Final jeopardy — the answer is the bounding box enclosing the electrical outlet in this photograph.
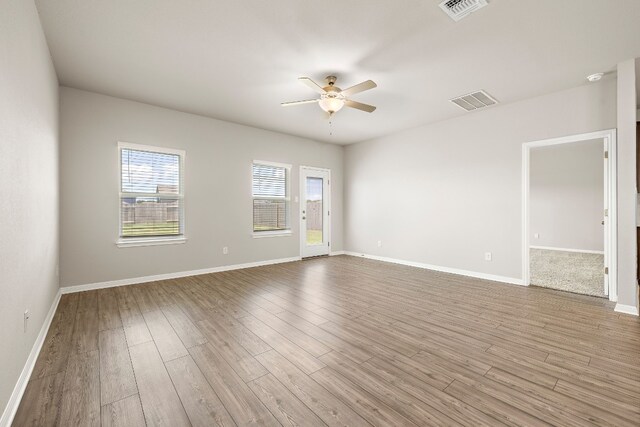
[534,233,539,239]
[484,252,492,261]
[222,246,229,255]
[24,310,30,332]
[377,240,382,247]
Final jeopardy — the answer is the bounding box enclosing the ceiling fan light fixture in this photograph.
[318,96,345,114]
[283,75,376,116]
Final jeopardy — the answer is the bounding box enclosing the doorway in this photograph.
[522,129,617,301]
[300,166,331,258]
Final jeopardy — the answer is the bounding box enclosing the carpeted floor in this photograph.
[530,248,606,298]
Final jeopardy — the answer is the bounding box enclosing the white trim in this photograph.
[522,129,618,302]
[0,289,62,427]
[59,256,301,294]
[252,230,292,238]
[117,236,187,248]
[614,303,639,316]
[344,252,524,286]
[118,141,185,157]
[523,130,617,148]
[253,159,292,170]
[330,250,345,256]
[300,164,331,172]
[529,246,604,255]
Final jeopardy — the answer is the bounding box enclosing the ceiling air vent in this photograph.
[450,90,498,112]
[439,0,488,22]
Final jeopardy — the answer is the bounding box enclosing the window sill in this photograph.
[252,230,292,239]
[116,236,187,248]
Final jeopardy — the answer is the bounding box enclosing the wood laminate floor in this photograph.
[13,255,640,426]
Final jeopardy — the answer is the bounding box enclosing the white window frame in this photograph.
[117,141,186,248]
[252,160,292,238]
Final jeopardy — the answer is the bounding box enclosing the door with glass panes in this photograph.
[300,167,330,258]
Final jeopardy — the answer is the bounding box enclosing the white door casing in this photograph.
[522,129,617,302]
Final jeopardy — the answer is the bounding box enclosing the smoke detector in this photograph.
[450,90,498,112]
[439,0,488,22]
[587,73,604,82]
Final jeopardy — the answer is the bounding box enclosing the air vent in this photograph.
[450,90,498,112]
[439,0,488,22]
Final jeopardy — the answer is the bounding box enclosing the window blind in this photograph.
[252,164,287,198]
[252,162,290,232]
[120,147,183,238]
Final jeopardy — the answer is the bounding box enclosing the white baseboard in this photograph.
[614,303,639,316]
[529,245,604,255]
[0,289,62,427]
[60,256,302,294]
[330,250,345,256]
[344,252,524,286]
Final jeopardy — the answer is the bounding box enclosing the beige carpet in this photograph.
[530,248,606,298]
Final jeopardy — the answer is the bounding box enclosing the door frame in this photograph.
[521,129,618,301]
[299,166,331,258]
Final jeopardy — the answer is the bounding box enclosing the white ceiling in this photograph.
[35,0,640,144]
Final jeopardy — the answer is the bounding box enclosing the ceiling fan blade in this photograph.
[298,77,326,94]
[345,100,376,113]
[281,99,320,107]
[341,80,377,97]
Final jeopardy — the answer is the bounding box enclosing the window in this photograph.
[118,142,185,246]
[252,161,291,236]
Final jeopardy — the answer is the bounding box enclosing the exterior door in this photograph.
[300,167,330,258]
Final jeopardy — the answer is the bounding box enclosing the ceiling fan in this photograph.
[282,76,377,116]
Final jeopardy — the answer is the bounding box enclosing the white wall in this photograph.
[345,79,616,281]
[59,87,344,287]
[0,0,60,419]
[616,59,638,312]
[530,140,604,252]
